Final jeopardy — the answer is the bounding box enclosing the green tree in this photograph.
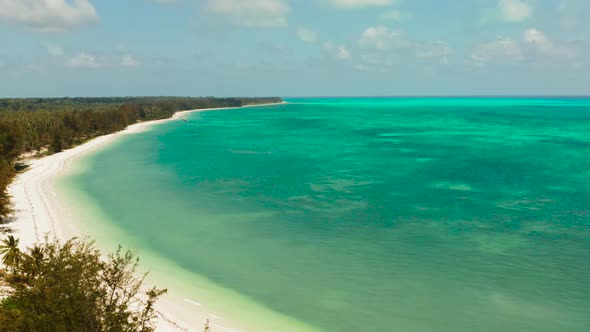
[0,160,14,221]
[0,235,20,272]
[0,122,22,161]
[0,237,167,332]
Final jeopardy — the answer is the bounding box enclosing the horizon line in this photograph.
[1,95,590,100]
[283,95,590,99]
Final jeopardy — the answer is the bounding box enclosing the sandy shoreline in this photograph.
[5,102,285,332]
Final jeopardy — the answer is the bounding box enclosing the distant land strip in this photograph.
[0,96,283,225]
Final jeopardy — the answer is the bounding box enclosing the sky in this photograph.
[0,0,589,97]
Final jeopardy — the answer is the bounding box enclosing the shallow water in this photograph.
[62,98,590,331]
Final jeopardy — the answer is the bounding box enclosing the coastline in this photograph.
[5,102,288,332]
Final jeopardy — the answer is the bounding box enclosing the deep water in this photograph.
[64,98,590,331]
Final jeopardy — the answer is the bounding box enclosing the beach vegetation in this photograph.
[0,236,166,332]
[0,236,20,272]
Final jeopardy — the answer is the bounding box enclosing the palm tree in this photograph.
[29,245,44,265]
[0,235,21,272]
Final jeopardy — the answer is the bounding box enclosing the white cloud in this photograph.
[471,29,581,68]
[297,27,318,43]
[524,29,551,49]
[67,52,101,69]
[470,37,524,65]
[358,25,410,51]
[498,0,532,22]
[121,55,140,67]
[327,0,394,9]
[356,25,453,66]
[207,0,289,27]
[46,44,64,57]
[416,41,453,63]
[65,52,143,69]
[324,42,352,60]
[379,10,412,22]
[524,28,577,61]
[0,0,98,32]
[355,52,394,72]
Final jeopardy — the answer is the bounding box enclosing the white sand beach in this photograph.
[4,103,285,332]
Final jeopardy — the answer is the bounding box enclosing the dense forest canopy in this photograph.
[0,96,282,224]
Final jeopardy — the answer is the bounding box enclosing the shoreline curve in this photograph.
[5,102,288,332]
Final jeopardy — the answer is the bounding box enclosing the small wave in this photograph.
[184,298,202,306]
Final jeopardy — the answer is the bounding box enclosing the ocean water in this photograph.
[60,98,590,331]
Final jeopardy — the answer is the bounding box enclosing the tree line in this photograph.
[0,97,282,224]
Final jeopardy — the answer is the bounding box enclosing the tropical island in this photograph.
[1,0,589,330]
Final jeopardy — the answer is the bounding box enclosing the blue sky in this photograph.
[0,0,589,97]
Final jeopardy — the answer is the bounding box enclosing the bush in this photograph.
[0,237,166,332]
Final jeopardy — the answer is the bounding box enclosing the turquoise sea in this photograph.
[59,98,590,331]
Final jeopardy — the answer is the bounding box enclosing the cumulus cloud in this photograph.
[471,29,581,67]
[66,52,144,69]
[470,37,524,65]
[356,26,454,69]
[64,51,144,69]
[0,0,98,32]
[498,0,532,22]
[297,27,318,43]
[327,0,394,9]
[324,42,352,60]
[358,25,410,51]
[524,28,577,61]
[121,55,140,67]
[354,52,394,72]
[207,0,289,27]
[67,52,101,69]
[524,29,551,48]
[415,41,453,63]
